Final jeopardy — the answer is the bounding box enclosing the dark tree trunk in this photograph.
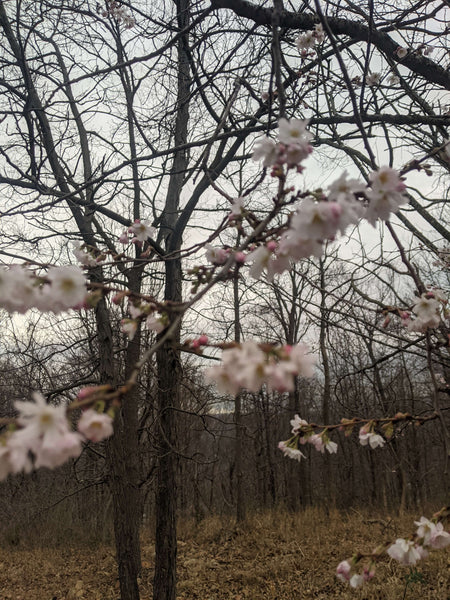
[154,259,182,600]
[153,1,190,597]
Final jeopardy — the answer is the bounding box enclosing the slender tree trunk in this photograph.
[233,270,246,523]
[154,258,182,600]
[153,1,190,597]
[106,268,143,600]
[319,258,333,507]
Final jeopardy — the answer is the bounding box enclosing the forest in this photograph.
[0,0,448,599]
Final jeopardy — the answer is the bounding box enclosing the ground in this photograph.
[0,508,448,599]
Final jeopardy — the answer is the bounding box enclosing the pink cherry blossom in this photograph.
[205,245,229,265]
[336,560,351,582]
[429,523,450,549]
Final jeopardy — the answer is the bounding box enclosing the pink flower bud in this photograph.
[235,251,246,264]
[198,335,209,345]
[266,241,277,252]
[77,386,97,400]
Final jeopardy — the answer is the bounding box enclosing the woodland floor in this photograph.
[0,508,448,600]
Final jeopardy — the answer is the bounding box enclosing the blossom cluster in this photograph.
[212,119,409,281]
[296,24,325,55]
[278,414,337,462]
[205,341,316,396]
[0,264,87,314]
[405,289,448,332]
[337,515,450,588]
[120,299,168,340]
[279,417,387,463]
[252,117,313,174]
[0,392,113,480]
[97,1,136,28]
[73,242,106,268]
[239,164,406,280]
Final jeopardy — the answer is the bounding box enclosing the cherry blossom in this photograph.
[45,265,88,312]
[296,31,315,50]
[121,318,138,340]
[278,441,306,462]
[428,523,450,549]
[73,243,99,267]
[252,137,278,167]
[290,414,309,434]
[349,574,364,588]
[146,312,167,334]
[387,539,422,565]
[206,341,316,396]
[365,73,380,87]
[336,560,352,582]
[128,219,156,242]
[388,73,400,85]
[314,24,325,43]
[0,266,37,313]
[78,409,114,443]
[278,118,313,148]
[359,426,385,449]
[415,516,436,544]
[205,244,229,265]
[396,47,408,59]
[230,197,245,217]
[0,434,32,480]
[407,292,443,331]
[246,245,274,280]
[365,166,408,225]
[14,392,82,470]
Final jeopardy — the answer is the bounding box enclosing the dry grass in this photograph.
[0,507,448,599]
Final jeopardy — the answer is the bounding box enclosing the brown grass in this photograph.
[0,507,448,599]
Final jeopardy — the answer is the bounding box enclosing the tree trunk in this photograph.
[233,270,246,523]
[153,1,190,596]
[154,259,182,600]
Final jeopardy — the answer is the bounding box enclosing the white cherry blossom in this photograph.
[78,409,114,443]
[45,265,87,311]
[128,219,155,242]
[252,137,277,167]
[278,441,306,462]
[387,539,422,565]
[278,118,312,146]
